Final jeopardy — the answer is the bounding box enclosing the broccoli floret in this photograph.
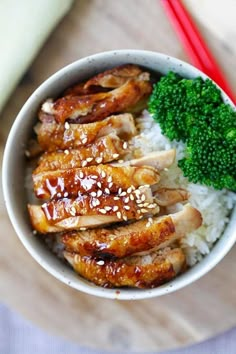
[148,72,236,191]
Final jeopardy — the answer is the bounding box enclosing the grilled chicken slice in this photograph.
[34,134,128,173]
[40,76,152,124]
[64,64,143,95]
[28,187,160,233]
[130,150,176,171]
[33,165,160,199]
[28,205,120,233]
[39,187,158,222]
[64,248,186,288]
[62,204,202,258]
[154,188,189,206]
[112,150,176,171]
[36,113,136,151]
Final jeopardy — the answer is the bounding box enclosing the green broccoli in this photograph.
[148,71,236,191]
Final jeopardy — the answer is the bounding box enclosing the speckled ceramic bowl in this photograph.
[2,50,236,299]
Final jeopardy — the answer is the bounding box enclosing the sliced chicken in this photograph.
[64,64,143,95]
[33,165,160,199]
[36,113,136,151]
[34,134,128,173]
[28,204,121,233]
[154,188,189,206]
[130,150,176,170]
[37,186,158,222]
[112,150,176,171]
[40,76,152,124]
[62,204,202,258]
[64,248,186,288]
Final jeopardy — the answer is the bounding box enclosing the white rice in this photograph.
[132,110,236,265]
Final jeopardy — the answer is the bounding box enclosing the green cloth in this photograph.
[0,0,73,112]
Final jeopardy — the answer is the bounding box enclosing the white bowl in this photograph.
[2,50,236,300]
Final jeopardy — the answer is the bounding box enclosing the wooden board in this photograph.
[0,0,235,352]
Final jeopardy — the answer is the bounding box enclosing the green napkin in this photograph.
[0,0,73,112]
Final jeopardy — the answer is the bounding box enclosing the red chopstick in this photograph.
[160,0,235,104]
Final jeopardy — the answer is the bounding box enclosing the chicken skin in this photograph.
[64,248,186,288]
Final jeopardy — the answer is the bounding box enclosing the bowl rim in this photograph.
[2,49,236,300]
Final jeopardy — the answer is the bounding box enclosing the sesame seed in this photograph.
[141,208,148,213]
[57,192,62,197]
[91,200,97,207]
[113,206,119,211]
[123,215,128,221]
[143,202,150,207]
[99,209,107,214]
[97,260,105,265]
[82,137,88,144]
[134,190,141,195]
[113,153,119,159]
[141,194,146,201]
[114,196,120,200]
[127,187,132,194]
[118,159,124,163]
[97,190,102,197]
[64,149,69,155]
[120,191,127,197]
[82,160,87,167]
[32,230,37,235]
[130,194,134,200]
[124,205,130,210]
[96,157,103,163]
[105,206,112,211]
[25,150,30,157]
[136,199,142,204]
[143,184,150,188]
[91,175,98,179]
[108,182,113,188]
[64,192,69,197]
[70,207,76,216]
[116,211,122,219]
[146,222,151,228]
[86,157,93,162]
[64,122,70,130]
[164,168,169,171]
[124,197,130,203]
[118,188,122,195]
[123,142,128,149]
[95,199,100,206]
[91,192,97,197]
[148,203,156,209]
[105,188,110,194]
[79,171,84,178]
[80,227,87,231]
[107,176,112,183]
[148,217,153,224]
[97,182,102,188]
[101,171,106,178]
[138,203,144,207]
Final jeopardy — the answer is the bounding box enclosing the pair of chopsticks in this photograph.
[160,0,235,104]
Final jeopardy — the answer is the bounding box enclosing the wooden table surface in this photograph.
[0,1,235,352]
